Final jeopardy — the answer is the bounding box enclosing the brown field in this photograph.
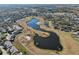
[14,16,79,55]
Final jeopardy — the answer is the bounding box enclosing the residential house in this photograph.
[4,41,12,49]
[9,46,19,55]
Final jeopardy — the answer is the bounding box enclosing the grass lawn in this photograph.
[14,40,27,55]
[71,34,79,42]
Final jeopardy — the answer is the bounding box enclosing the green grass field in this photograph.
[14,40,27,55]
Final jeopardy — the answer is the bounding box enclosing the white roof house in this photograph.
[6,33,11,40]
[73,32,79,35]
[36,22,41,25]
[4,41,12,48]
[0,46,8,55]
[7,26,13,31]
[72,32,79,38]
[6,33,14,41]
[25,36,31,41]
[0,27,6,33]
[9,46,18,55]
[13,25,22,30]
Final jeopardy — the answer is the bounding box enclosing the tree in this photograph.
[0,49,2,55]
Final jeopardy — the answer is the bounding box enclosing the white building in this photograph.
[4,41,12,49]
[25,35,32,41]
[6,33,14,41]
[9,46,18,55]
[13,25,22,31]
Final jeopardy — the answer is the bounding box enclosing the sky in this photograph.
[0,0,79,4]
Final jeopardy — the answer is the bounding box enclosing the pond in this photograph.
[27,18,40,30]
[33,30,63,51]
[27,18,49,30]
[27,18,63,51]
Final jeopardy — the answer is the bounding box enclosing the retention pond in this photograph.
[27,18,63,51]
